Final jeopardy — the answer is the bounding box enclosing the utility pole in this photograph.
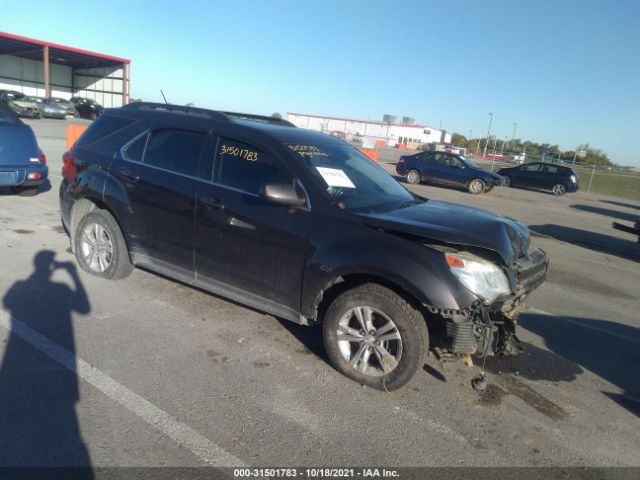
[483,112,493,158]
[511,122,517,151]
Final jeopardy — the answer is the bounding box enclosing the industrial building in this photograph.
[287,112,452,147]
[0,31,130,107]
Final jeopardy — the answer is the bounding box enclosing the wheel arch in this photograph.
[307,268,432,325]
[70,197,129,258]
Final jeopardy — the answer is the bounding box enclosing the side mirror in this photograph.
[259,182,306,207]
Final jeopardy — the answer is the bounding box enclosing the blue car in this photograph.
[0,101,48,196]
[396,150,503,194]
[497,162,579,196]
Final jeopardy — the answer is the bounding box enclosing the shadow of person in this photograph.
[0,250,93,475]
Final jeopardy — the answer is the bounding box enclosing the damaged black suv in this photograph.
[59,103,548,390]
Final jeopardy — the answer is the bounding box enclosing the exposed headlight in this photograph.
[570,175,577,183]
[445,252,511,303]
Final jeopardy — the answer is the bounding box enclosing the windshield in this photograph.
[459,155,479,168]
[287,142,420,213]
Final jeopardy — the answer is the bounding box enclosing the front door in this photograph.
[194,135,311,315]
[513,163,541,188]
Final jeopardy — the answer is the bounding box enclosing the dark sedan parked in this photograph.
[70,97,103,119]
[0,101,48,196]
[396,150,503,194]
[497,162,579,196]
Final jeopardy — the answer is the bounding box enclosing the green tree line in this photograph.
[451,134,612,166]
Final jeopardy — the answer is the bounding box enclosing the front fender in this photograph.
[300,219,477,317]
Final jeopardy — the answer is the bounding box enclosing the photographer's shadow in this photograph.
[0,250,93,473]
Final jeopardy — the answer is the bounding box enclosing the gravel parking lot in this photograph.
[0,119,639,468]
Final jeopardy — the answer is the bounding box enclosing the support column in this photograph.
[122,62,130,105]
[43,45,50,97]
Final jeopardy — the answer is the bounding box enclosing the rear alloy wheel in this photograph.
[552,183,567,196]
[74,210,133,279]
[405,169,421,184]
[468,178,485,194]
[323,283,428,391]
[503,175,512,187]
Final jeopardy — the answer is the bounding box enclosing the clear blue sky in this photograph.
[1,0,639,165]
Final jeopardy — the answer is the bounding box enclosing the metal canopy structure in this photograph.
[0,31,130,106]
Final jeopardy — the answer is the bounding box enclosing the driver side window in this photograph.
[214,138,289,195]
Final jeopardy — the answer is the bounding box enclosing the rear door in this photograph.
[420,152,451,185]
[539,164,562,189]
[110,127,208,281]
[194,134,311,314]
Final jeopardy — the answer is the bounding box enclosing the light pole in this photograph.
[483,112,493,158]
[510,122,518,151]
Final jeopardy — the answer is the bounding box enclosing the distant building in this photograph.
[0,31,130,107]
[287,112,452,147]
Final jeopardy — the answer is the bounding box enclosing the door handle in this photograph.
[201,197,224,210]
[229,217,255,230]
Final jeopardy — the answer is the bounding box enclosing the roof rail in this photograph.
[123,102,229,121]
[222,111,296,127]
[122,102,296,128]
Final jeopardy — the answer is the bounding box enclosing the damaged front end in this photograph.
[428,247,548,364]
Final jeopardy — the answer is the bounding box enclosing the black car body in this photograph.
[396,150,503,194]
[0,90,40,118]
[0,101,48,195]
[497,162,579,195]
[49,97,77,116]
[28,97,68,119]
[59,103,548,390]
[70,97,103,119]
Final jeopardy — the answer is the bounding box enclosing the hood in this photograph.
[12,100,38,109]
[364,199,529,265]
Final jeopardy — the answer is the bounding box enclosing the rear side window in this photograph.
[123,133,147,162]
[542,164,559,174]
[75,115,136,147]
[143,129,206,177]
[214,138,289,194]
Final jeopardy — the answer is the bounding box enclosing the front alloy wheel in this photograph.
[323,283,428,391]
[468,178,485,194]
[336,306,403,377]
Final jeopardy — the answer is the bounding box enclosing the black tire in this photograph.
[405,169,421,184]
[467,178,485,194]
[551,183,567,196]
[11,186,39,197]
[503,175,512,187]
[323,283,429,391]
[74,210,133,280]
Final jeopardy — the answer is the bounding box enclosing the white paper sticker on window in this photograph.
[315,167,355,188]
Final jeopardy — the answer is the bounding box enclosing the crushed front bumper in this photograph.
[438,248,548,357]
